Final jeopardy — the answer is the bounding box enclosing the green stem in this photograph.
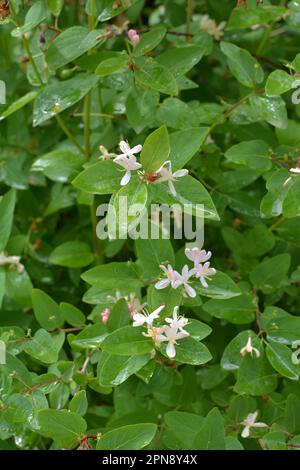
[55,114,84,154]
[84,93,91,160]
[186,0,193,42]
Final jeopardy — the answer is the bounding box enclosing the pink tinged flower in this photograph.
[185,247,212,267]
[101,308,110,324]
[155,264,180,290]
[165,306,189,331]
[240,335,260,358]
[241,411,267,438]
[113,140,142,186]
[132,304,165,327]
[127,29,140,45]
[174,264,197,298]
[195,261,216,288]
[118,140,142,158]
[159,325,190,358]
[155,160,188,197]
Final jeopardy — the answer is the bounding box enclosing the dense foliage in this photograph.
[1,0,300,451]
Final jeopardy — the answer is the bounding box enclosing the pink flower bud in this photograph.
[101,308,110,324]
[128,29,140,46]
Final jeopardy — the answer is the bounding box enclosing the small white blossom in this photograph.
[155,160,188,197]
[165,306,189,331]
[132,305,165,327]
[290,167,300,174]
[159,325,189,358]
[142,326,167,347]
[155,264,180,290]
[199,14,226,41]
[241,411,267,438]
[185,247,212,267]
[0,252,24,273]
[240,335,260,358]
[194,262,216,288]
[174,265,197,298]
[113,140,142,185]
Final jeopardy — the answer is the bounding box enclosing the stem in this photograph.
[84,93,91,160]
[55,114,84,154]
[186,0,193,42]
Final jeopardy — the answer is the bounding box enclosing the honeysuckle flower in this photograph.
[118,140,142,159]
[185,247,212,267]
[143,325,167,347]
[194,262,216,288]
[155,160,188,197]
[101,308,110,324]
[113,140,143,185]
[199,14,226,41]
[240,335,260,358]
[165,306,189,331]
[290,167,300,174]
[241,411,267,438]
[0,252,24,273]
[127,293,146,317]
[127,29,140,45]
[155,264,180,290]
[99,145,116,160]
[174,265,197,298]
[159,325,190,358]
[132,304,165,327]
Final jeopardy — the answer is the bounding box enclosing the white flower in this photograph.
[185,247,212,267]
[241,411,267,438]
[155,160,188,197]
[165,306,189,331]
[113,140,142,186]
[290,167,300,174]
[143,326,167,347]
[240,335,260,358]
[194,262,216,288]
[199,14,226,41]
[155,264,180,290]
[132,305,165,327]
[159,325,189,358]
[174,265,197,298]
[0,252,24,273]
[99,145,116,160]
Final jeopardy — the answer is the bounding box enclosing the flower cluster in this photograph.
[0,252,24,273]
[111,140,188,196]
[132,305,189,358]
[155,247,216,298]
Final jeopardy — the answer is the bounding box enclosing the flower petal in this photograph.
[155,279,170,289]
[173,169,188,178]
[121,170,131,186]
[166,341,176,358]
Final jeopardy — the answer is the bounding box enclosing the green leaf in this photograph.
[203,293,255,324]
[170,128,209,170]
[266,340,300,380]
[160,337,212,365]
[107,298,130,333]
[72,159,122,195]
[234,352,278,396]
[97,0,140,22]
[24,329,65,364]
[0,91,38,120]
[196,271,241,300]
[192,408,226,450]
[220,41,264,88]
[101,326,153,356]
[250,254,291,294]
[38,409,87,448]
[107,182,148,238]
[224,140,271,172]
[32,288,64,330]
[283,178,300,218]
[221,330,261,371]
[32,148,82,183]
[95,54,129,76]
[49,241,94,268]
[69,390,88,416]
[97,351,151,386]
[46,27,102,71]
[33,74,99,126]
[47,0,64,16]
[11,0,47,37]
[135,237,175,279]
[265,70,295,96]
[140,125,170,172]
[261,306,300,344]
[134,27,166,57]
[81,262,141,289]
[285,394,300,434]
[96,423,157,450]
[248,95,287,129]
[70,323,107,349]
[135,62,178,96]
[156,46,207,78]
[60,302,86,327]
[0,189,16,251]
[227,5,285,29]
